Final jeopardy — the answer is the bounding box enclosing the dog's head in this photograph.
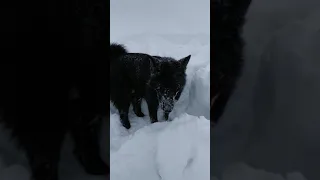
[148,55,191,117]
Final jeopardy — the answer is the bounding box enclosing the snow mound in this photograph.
[110,114,210,180]
[187,64,210,119]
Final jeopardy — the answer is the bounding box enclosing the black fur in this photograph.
[110,43,191,129]
[0,64,109,180]
[212,0,252,124]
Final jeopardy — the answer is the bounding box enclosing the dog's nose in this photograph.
[162,103,173,112]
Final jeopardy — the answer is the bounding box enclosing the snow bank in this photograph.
[110,114,210,180]
[187,63,210,119]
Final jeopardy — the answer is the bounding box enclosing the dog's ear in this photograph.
[179,55,191,70]
[149,56,160,73]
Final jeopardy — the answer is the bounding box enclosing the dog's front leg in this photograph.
[146,88,159,123]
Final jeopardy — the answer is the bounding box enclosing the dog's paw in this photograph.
[121,120,131,129]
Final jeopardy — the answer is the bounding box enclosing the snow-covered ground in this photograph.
[212,0,320,180]
[110,0,210,180]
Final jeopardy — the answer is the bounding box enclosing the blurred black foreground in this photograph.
[0,0,109,179]
[212,0,252,125]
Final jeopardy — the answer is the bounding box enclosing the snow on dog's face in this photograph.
[149,55,191,119]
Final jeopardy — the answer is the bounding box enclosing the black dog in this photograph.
[0,64,108,180]
[110,43,191,129]
[212,0,252,124]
